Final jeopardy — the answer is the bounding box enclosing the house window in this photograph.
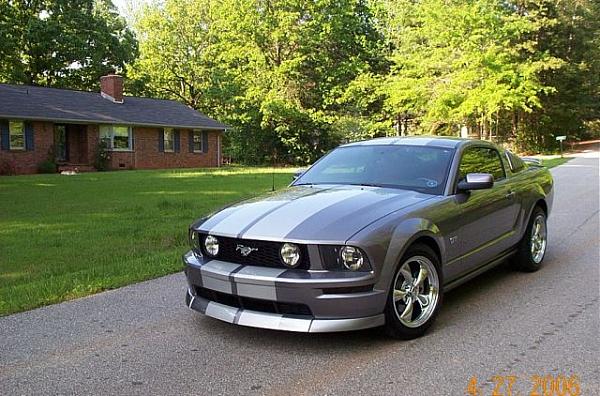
[99,125,132,151]
[164,128,175,152]
[192,130,203,152]
[9,121,25,150]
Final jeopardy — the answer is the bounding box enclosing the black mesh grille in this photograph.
[194,286,312,316]
[199,233,310,270]
[319,245,343,270]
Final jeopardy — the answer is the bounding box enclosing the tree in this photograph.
[0,0,137,90]
[128,0,598,157]
[369,1,562,143]
[518,0,600,149]
[131,0,385,164]
[349,0,599,152]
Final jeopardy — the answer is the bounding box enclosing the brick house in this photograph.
[0,75,226,175]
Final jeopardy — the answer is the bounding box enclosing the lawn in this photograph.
[0,167,293,316]
[540,156,571,168]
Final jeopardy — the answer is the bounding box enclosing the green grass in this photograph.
[540,156,571,168]
[0,167,293,316]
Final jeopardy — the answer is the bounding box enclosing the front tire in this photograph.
[384,244,443,339]
[513,206,548,272]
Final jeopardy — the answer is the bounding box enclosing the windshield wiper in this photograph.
[348,183,382,188]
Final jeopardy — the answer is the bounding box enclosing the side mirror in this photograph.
[293,168,306,181]
[457,173,494,191]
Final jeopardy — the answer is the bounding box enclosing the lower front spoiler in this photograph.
[186,288,385,333]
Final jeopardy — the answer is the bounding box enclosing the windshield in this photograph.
[295,145,455,195]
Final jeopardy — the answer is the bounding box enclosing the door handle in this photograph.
[505,190,515,199]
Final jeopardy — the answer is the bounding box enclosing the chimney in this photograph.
[100,74,124,103]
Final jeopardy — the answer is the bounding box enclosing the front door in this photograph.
[453,146,520,277]
[54,125,68,162]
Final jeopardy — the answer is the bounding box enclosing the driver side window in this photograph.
[458,147,505,182]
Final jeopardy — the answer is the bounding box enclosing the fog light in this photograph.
[204,235,219,256]
[341,246,364,271]
[280,243,301,268]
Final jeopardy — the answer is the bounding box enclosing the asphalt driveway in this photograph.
[1,149,598,395]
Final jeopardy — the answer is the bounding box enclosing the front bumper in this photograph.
[183,251,386,332]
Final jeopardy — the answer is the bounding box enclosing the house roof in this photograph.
[0,83,227,130]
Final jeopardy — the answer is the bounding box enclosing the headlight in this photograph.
[280,243,301,268]
[204,235,219,257]
[340,246,364,271]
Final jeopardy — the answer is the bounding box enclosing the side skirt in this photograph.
[443,248,517,292]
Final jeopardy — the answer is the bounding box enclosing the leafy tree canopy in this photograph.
[0,0,138,90]
[130,0,386,164]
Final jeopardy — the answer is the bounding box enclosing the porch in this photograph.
[53,124,98,172]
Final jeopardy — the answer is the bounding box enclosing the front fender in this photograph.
[347,216,445,293]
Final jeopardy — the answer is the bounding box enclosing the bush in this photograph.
[94,140,111,171]
[38,160,57,174]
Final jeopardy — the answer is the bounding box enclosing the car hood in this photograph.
[195,185,434,243]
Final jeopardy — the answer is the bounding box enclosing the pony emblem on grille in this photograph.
[236,244,258,256]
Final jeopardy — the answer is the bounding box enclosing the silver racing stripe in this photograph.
[200,261,242,294]
[206,200,289,237]
[240,187,365,239]
[232,266,287,300]
[199,186,323,236]
[205,302,239,323]
[236,311,311,332]
[196,205,242,233]
[233,187,329,238]
[284,190,430,240]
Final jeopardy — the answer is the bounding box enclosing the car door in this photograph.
[452,146,520,277]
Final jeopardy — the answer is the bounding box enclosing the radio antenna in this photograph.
[271,151,276,192]
[272,171,275,192]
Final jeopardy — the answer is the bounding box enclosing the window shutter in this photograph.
[25,122,34,151]
[130,129,134,151]
[202,131,209,153]
[158,129,164,152]
[188,131,194,152]
[174,130,181,152]
[0,120,8,150]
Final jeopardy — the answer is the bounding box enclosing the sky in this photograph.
[112,0,153,23]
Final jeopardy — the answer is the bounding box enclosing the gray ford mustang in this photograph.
[184,137,553,338]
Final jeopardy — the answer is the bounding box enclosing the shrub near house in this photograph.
[0,75,226,175]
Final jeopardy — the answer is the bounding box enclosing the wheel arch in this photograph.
[375,221,446,294]
[521,197,549,237]
[409,235,442,263]
[535,198,548,217]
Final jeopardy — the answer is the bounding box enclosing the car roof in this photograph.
[341,136,483,149]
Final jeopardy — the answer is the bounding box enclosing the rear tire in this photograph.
[384,244,443,339]
[512,206,547,272]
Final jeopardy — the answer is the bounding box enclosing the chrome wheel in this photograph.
[530,214,547,264]
[392,256,440,328]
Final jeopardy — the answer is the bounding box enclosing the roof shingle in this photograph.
[0,84,227,130]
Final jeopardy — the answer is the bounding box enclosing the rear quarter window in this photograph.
[506,151,526,173]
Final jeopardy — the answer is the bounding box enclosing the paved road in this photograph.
[1,150,598,396]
